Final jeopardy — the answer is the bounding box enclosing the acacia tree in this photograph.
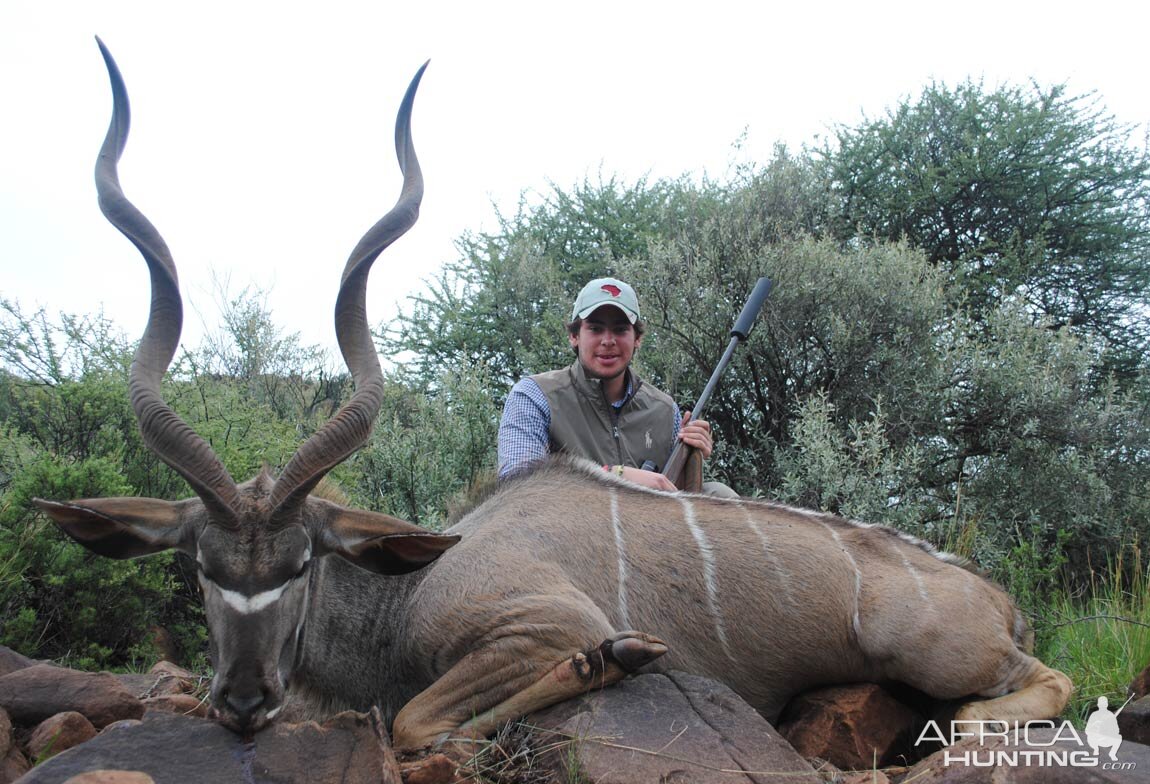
[380,174,734,390]
[824,81,1150,374]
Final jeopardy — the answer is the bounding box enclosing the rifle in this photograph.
[661,277,772,488]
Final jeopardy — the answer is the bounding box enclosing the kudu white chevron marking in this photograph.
[820,521,863,640]
[215,582,290,615]
[609,488,632,629]
[900,551,930,602]
[678,497,733,662]
[734,500,795,607]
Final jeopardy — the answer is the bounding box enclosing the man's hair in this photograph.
[566,316,646,339]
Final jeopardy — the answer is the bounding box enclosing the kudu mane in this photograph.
[502,455,983,575]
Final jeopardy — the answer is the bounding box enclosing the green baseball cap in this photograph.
[571,278,640,323]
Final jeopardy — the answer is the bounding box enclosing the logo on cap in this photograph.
[602,284,622,297]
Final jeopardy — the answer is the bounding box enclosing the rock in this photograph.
[841,772,890,784]
[0,746,29,784]
[903,726,1150,782]
[258,711,402,784]
[146,663,201,698]
[777,684,923,770]
[1118,695,1150,746]
[530,671,821,783]
[0,665,143,729]
[1131,663,1150,701]
[27,712,98,760]
[98,721,142,734]
[807,757,843,782]
[146,662,196,682]
[18,709,397,784]
[0,647,39,678]
[806,755,898,784]
[63,773,156,784]
[109,675,158,699]
[140,694,208,719]
[114,662,200,700]
[400,752,459,784]
[0,707,10,759]
[146,628,180,666]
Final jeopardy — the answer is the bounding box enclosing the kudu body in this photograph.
[35,43,1072,750]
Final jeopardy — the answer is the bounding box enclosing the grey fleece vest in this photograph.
[531,362,678,471]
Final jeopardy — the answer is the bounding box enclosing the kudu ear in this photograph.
[320,507,460,576]
[32,497,190,559]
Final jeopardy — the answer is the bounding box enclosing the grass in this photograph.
[938,515,1149,726]
[1034,545,1150,724]
[396,721,585,784]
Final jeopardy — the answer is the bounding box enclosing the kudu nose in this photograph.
[223,687,267,724]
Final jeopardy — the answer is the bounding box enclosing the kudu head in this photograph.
[33,40,459,734]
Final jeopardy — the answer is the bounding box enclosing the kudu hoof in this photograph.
[604,631,668,672]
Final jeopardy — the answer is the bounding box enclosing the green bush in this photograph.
[0,453,195,669]
[774,394,928,531]
[0,304,208,669]
[349,366,500,528]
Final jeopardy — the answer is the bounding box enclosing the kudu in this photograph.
[34,42,1072,750]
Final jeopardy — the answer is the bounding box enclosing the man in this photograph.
[498,277,719,492]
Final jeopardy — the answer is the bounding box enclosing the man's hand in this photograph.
[679,410,713,460]
[620,466,678,492]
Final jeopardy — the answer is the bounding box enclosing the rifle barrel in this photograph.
[661,277,771,481]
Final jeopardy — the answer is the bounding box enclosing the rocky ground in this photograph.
[2,645,1148,783]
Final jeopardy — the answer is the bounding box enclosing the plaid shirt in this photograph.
[497,375,681,479]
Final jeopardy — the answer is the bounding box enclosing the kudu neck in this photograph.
[291,554,429,717]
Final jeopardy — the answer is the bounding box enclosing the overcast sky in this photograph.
[2,1,1146,362]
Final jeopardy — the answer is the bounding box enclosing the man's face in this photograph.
[569,306,641,380]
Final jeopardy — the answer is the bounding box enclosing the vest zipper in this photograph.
[612,410,623,464]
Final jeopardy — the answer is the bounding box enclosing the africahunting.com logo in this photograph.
[914,695,1138,771]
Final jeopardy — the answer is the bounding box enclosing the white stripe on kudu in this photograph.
[900,551,930,602]
[216,582,290,615]
[820,522,863,640]
[735,500,795,607]
[609,488,632,629]
[678,497,733,662]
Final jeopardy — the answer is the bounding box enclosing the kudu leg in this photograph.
[391,630,666,750]
[457,631,667,739]
[955,657,1073,725]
